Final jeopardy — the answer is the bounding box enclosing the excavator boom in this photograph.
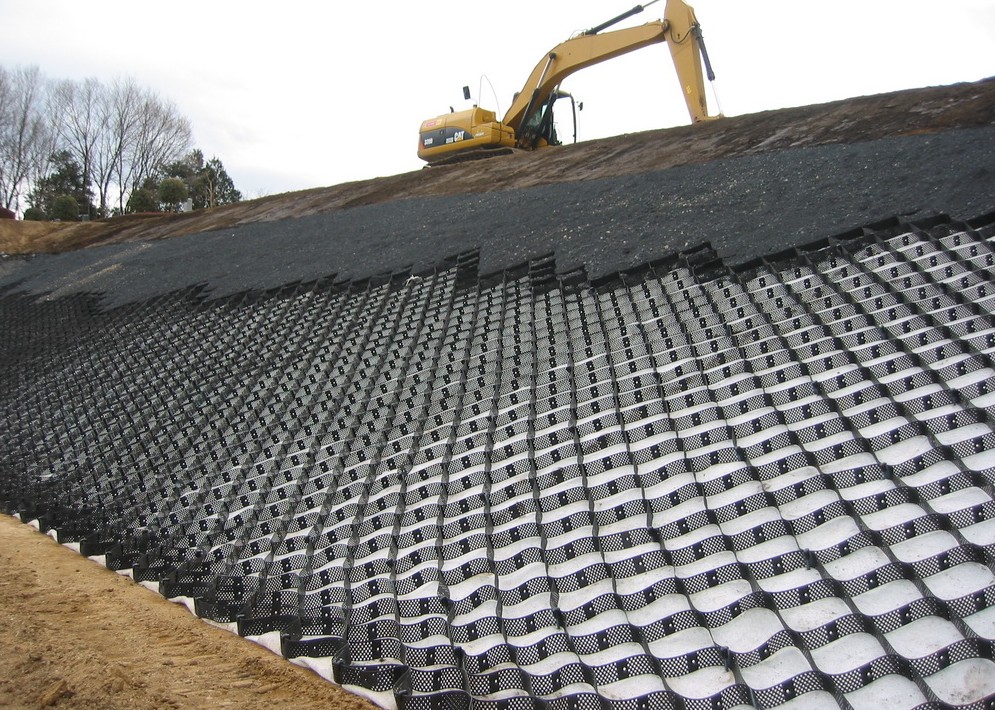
[417,0,718,164]
[504,0,712,133]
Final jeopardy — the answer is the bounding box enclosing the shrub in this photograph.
[127,188,159,214]
[51,194,79,222]
[158,178,189,211]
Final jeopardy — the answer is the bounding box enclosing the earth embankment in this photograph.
[1,78,992,256]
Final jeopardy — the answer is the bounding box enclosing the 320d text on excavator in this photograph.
[417,0,721,166]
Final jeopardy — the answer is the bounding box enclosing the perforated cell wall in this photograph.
[3,217,995,709]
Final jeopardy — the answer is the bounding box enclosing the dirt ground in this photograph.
[0,514,375,710]
[1,78,992,256]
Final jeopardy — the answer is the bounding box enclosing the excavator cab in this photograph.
[519,97,560,149]
[518,90,579,150]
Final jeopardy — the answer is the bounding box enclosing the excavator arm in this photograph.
[504,0,713,140]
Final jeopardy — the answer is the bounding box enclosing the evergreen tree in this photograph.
[164,150,240,209]
[51,194,79,221]
[26,150,93,218]
[126,186,158,213]
[157,177,188,212]
[201,157,241,208]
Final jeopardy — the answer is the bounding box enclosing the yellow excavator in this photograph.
[417,0,720,165]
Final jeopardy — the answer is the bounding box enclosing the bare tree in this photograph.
[48,79,191,216]
[48,77,105,216]
[126,91,192,200]
[0,66,51,212]
[4,68,201,216]
[92,78,141,216]
[0,67,11,205]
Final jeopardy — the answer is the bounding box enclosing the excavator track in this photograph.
[425,147,517,168]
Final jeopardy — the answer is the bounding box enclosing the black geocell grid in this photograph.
[2,217,995,709]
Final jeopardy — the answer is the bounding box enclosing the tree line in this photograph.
[0,65,240,221]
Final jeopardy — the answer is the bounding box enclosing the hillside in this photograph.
[1,78,993,255]
[1,78,995,710]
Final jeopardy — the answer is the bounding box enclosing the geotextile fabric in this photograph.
[3,215,995,708]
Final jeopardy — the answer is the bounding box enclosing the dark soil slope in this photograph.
[1,80,994,309]
[1,78,993,256]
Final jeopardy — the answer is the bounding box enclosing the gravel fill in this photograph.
[2,126,993,309]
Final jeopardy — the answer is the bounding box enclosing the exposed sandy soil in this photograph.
[1,78,993,255]
[0,514,375,710]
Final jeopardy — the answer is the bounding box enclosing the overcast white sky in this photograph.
[2,1,994,198]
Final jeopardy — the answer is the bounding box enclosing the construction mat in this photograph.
[2,215,995,709]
